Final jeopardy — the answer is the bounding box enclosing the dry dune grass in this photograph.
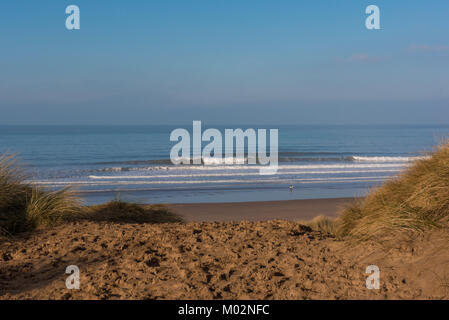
[0,155,80,235]
[0,154,82,236]
[298,215,337,236]
[25,187,82,229]
[81,200,184,224]
[337,140,449,243]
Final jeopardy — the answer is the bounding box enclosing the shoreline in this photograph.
[165,197,355,222]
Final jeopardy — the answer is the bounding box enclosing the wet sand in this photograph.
[166,198,354,222]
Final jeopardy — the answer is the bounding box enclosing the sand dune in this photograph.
[1,219,447,299]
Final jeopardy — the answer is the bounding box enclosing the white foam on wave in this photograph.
[171,156,251,165]
[97,155,422,173]
[32,175,390,187]
[352,156,427,162]
[88,168,400,180]
[154,163,407,171]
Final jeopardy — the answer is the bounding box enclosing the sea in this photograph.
[0,125,447,205]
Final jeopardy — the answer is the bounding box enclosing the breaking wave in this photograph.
[92,155,425,173]
[351,156,428,162]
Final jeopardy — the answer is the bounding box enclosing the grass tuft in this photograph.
[298,215,338,236]
[337,140,449,242]
[82,200,184,224]
[0,154,82,235]
[25,187,82,229]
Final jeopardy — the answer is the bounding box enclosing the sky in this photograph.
[0,0,448,125]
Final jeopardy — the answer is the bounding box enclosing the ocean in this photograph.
[0,125,447,205]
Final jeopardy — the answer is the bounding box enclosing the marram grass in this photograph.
[298,215,337,236]
[0,154,82,235]
[25,187,82,229]
[337,140,449,242]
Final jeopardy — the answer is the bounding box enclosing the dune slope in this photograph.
[1,220,448,300]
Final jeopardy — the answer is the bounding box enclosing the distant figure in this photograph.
[289,185,294,192]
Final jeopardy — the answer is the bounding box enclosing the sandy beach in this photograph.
[1,197,448,300]
[166,198,353,222]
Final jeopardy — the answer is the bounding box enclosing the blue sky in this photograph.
[0,0,448,125]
